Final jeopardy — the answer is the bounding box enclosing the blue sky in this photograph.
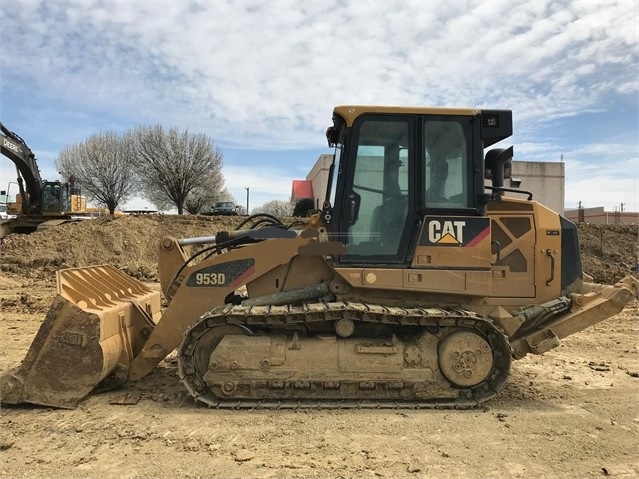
[1,0,637,212]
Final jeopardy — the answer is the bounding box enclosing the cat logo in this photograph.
[428,220,465,245]
[419,216,490,248]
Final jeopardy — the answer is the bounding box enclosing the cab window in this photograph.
[344,117,411,258]
[424,121,469,208]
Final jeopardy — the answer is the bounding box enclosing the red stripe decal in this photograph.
[465,226,490,247]
[229,265,256,289]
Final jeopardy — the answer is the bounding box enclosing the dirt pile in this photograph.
[577,223,638,284]
[0,215,250,282]
[0,216,636,285]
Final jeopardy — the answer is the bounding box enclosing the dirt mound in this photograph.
[578,223,638,284]
[0,215,251,282]
[0,216,636,285]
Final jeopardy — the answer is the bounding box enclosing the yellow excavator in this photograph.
[0,122,94,238]
[1,105,637,409]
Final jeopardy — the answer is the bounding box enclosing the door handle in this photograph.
[545,249,555,286]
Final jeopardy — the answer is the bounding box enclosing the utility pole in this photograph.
[245,187,249,215]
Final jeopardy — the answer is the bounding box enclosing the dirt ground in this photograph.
[0,216,637,479]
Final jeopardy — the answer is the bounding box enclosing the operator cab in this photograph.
[325,105,512,264]
[41,181,81,215]
[42,182,67,214]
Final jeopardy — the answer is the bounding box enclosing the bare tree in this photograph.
[56,132,137,214]
[215,188,236,204]
[253,199,294,217]
[184,187,211,215]
[138,183,174,212]
[213,188,240,211]
[134,125,224,214]
[184,171,226,214]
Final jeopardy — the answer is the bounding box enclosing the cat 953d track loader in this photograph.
[1,105,637,409]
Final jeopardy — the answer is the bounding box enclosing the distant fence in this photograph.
[565,208,638,225]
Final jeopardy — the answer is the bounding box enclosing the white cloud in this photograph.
[564,174,638,212]
[563,154,639,211]
[1,0,637,212]
[2,0,637,145]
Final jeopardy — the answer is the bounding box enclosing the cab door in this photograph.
[338,115,415,264]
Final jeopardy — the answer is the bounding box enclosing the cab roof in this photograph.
[333,105,481,127]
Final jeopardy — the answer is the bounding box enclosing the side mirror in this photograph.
[326,127,339,147]
[484,146,514,189]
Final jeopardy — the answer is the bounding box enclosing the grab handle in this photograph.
[545,249,555,286]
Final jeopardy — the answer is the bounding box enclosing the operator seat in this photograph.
[370,196,407,255]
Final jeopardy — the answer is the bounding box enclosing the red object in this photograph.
[292,180,314,200]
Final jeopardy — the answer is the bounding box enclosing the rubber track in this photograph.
[178,302,512,409]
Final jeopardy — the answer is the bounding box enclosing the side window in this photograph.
[42,183,62,213]
[352,144,385,243]
[346,119,410,257]
[424,121,469,208]
[60,185,70,212]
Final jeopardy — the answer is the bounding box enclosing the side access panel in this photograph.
[408,216,492,295]
[490,215,536,298]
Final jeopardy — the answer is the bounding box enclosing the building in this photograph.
[565,206,638,225]
[501,161,565,215]
[0,189,12,204]
[291,153,333,209]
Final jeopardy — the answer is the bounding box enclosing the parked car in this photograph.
[211,201,238,215]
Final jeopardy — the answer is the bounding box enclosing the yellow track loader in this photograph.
[1,106,637,409]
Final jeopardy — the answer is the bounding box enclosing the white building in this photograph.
[503,160,565,215]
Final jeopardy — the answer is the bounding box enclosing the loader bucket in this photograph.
[0,266,161,408]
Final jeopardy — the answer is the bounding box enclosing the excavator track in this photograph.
[177,302,512,409]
